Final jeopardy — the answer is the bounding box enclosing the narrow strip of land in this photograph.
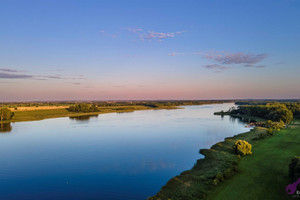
[7,105,177,123]
[1,101,230,123]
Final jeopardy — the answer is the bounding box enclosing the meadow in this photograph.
[206,121,300,200]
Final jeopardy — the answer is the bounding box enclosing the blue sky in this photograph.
[0,0,300,101]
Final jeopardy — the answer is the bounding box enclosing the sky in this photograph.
[0,0,300,101]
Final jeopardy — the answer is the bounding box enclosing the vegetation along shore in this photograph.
[149,101,300,200]
[0,100,230,123]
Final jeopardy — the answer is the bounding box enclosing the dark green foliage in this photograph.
[0,108,13,121]
[289,156,300,182]
[68,103,99,113]
[265,120,285,134]
[267,127,274,136]
[232,103,293,124]
[214,110,231,115]
[285,103,300,118]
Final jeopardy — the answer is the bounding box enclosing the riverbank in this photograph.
[149,120,300,200]
[2,101,232,123]
[5,105,178,123]
[206,122,300,200]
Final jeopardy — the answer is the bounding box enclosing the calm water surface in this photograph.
[0,103,250,200]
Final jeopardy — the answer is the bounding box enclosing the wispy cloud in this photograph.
[195,51,268,71]
[168,52,184,56]
[204,52,267,65]
[202,64,228,70]
[0,68,85,81]
[124,27,185,42]
[0,68,21,73]
[141,31,184,41]
[244,64,266,68]
[0,72,33,79]
[124,27,143,33]
[201,64,229,73]
[41,75,62,79]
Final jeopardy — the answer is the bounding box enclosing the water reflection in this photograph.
[0,103,251,200]
[230,115,256,123]
[0,122,12,133]
[69,115,98,121]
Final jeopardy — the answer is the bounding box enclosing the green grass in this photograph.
[205,125,300,200]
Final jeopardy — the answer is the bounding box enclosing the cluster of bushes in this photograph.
[231,103,293,124]
[213,164,239,186]
[289,156,300,182]
[68,103,99,113]
[265,120,285,135]
[0,108,14,121]
[285,103,300,118]
[232,140,252,156]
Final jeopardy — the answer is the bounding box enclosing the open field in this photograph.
[9,106,69,111]
[206,124,300,200]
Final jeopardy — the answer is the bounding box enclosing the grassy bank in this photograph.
[7,105,178,123]
[206,123,300,200]
[149,122,300,200]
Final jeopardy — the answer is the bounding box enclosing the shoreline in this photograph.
[149,118,300,200]
[3,106,180,124]
[2,102,232,124]
[148,126,268,200]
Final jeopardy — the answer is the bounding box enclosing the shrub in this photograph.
[0,108,13,121]
[232,140,252,156]
[289,156,300,181]
[68,103,99,113]
[267,128,274,136]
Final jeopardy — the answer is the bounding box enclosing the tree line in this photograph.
[0,108,14,121]
[231,103,295,124]
[67,103,99,113]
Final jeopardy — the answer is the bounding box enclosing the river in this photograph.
[0,103,250,200]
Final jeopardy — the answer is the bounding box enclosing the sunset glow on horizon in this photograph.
[1,0,300,101]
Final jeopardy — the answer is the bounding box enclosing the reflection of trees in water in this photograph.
[69,115,98,121]
[230,115,256,125]
[0,122,12,133]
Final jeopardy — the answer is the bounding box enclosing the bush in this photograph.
[267,128,274,136]
[289,156,300,181]
[233,140,252,156]
[68,103,99,113]
[0,108,13,121]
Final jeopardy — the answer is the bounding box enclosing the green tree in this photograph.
[0,108,13,121]
[68,103,99,113]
